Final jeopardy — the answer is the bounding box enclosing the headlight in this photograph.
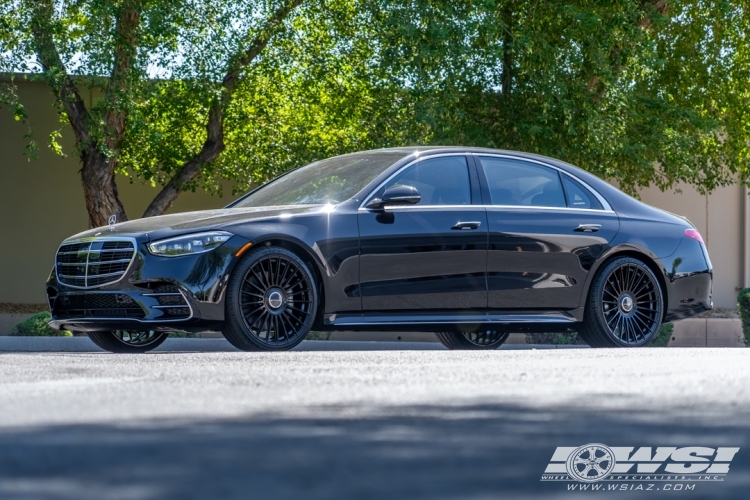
[148,231,233,257]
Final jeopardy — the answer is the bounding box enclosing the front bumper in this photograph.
[46,234,250,333]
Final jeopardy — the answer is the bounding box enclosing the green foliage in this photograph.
[648,322,674,347]
[369,0,750,195]
[9,311,72,337]
[737,288,750,346]
[2,0,749,205]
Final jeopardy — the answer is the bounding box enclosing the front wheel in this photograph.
[579,257,664,347]
[222,246,318,351]
[434,330,510,350]
[88,330,168,353]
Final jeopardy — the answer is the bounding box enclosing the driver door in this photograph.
[357,155,488,311]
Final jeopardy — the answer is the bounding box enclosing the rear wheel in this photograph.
[434,330,510,350]
[222,246,318,351]
[88,330,168,353]
[579,257,663,348]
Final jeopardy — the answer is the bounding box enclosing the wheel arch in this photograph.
[249,237,327,328]
[580,246,669,321]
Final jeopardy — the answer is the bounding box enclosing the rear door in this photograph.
[475,155,619,310]
[358,155,488,311]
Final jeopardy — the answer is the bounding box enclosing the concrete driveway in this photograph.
[0,344,748,499]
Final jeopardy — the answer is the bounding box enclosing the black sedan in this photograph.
[46,147,713,352]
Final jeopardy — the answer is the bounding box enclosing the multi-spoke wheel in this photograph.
[579,256,663,347]
[88,330,168,353]
[434,330,510,350]
[222,246,318,351]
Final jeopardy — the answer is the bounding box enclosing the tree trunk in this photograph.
[80,149,128,228]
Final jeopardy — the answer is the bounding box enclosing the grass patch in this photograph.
[648,322,673,347]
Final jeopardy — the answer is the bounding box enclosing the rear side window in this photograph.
[563,176,603,210]
[478,157,566,208]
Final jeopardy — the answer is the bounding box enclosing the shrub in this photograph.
[648,322,673,347]
[737,288,750,346]
[9,311,72,337]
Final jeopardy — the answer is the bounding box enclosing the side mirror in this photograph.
[365,185,421,210]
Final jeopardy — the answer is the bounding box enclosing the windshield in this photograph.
[233,152,406,207]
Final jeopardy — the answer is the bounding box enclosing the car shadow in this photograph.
[0,401,748,499]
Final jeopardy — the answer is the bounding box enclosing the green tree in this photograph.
[2,0,748,228]
[1,0,402,226]
[368,0,750,194]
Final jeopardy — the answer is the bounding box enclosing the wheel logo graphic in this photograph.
[566,444,615,482]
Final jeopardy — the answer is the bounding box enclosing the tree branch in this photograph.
[143,0,304,218]
[104,0,142,153]
[29,0,92,148]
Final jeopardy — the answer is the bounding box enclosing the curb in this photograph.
[0,337,587,353]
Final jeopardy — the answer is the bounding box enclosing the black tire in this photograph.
[88,330,168,353]
[579,256,664,348]
[222,246,318,352]
[434,330,510,350]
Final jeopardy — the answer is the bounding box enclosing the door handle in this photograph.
[574,224,601,232]
[452,221,481,230]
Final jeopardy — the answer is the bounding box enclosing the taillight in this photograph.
[684,228,704,244]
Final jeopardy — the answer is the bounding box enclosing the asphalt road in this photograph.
[0,344,749,499]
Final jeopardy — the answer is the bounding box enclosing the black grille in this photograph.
[56,239,135,288]
[54,293,146,318]
[146,283,191,319]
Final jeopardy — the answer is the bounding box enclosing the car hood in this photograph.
[64,205,326,242]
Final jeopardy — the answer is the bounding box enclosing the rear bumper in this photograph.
[660,237,713,322]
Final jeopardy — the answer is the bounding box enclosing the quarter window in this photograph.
[563,176,603,210]
[380,156,471,206]
[479,157,566,208]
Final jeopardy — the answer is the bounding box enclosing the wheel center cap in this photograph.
[267,290,284,310]
[620,295,634,312]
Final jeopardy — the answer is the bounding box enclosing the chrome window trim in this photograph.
[55,237,138,290]
[484,205,615,215]
[473,153,613,211]
[359,152,613,212]
[358,204,484,212]
[357,204,614,214]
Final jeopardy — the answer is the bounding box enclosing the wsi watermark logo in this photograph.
[541,444,739,492]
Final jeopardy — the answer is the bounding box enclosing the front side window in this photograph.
[377,156,471,206]
[234,152,405,207]
[479,157,566,208]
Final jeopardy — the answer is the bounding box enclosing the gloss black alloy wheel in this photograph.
[434,330,510,350]
[580,257,663,348]
[222,246,318,351]
[87,330,168,353]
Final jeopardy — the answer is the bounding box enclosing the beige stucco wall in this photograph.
[1,80,745,308]
[637,184,743,309]
[0,81,235,303]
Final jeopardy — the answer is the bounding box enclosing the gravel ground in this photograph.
[0,345,748,499]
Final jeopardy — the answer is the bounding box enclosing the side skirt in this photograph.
[323,310,582,333]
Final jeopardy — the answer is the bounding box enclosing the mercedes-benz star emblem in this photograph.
[108,214,117,230]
